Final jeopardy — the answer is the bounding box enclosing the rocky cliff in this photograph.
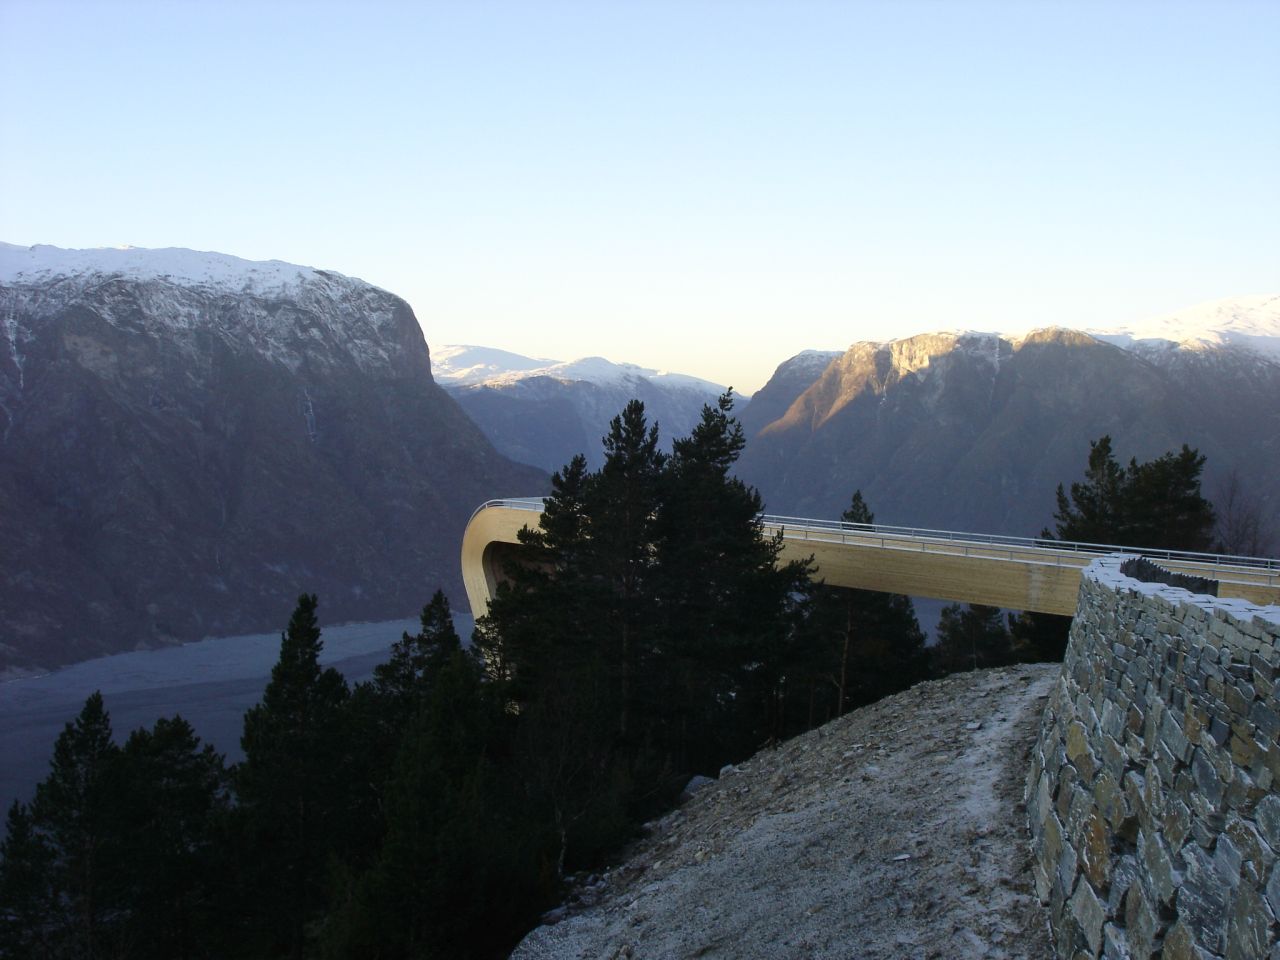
[736,325,1280,539]
[0,244,545,672]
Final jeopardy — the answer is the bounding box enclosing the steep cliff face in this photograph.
[0,244,545,671]
[736,326,1280,538]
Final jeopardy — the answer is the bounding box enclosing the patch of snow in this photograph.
[0,243,412,375]
[431,344,561,385]
[0,241,348,299]
[781,349,841,374]
[1085,294,1280,361]
[435,345,732,397]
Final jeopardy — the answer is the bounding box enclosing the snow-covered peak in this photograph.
[1084,294,1280,361]
[0,242,352,299]
[434,345,732,396]
[0,243,416,376]
[782,350,842,374]
[431,345,561,386]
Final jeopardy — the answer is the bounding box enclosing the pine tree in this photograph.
[794,490,928,726]
[1121,444,1215,551]
[30,691,124,959]
[1049,436,1127,544]
[933,603,1015,675]
[114,717,230,960]
[321,649,553,960]
[1049,435,1215,551]
[588,399,666,740]
[236,594,352,958]
[0,801,56,960]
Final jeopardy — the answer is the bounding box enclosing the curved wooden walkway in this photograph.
[460,499,1280,621]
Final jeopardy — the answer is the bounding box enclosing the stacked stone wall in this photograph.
[1027,556,1280,958]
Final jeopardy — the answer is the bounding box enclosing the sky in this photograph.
[1,1,1277,393]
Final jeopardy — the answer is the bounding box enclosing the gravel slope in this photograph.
[512,663,1057,960]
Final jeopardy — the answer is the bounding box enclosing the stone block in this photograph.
[1213,833,1244,890]
[1124,882,1161,959]
[1162,921,1211,960]
[1127,704,1145,736]
[1080,810,1112,891]
[1250,700,1280,740]
[1224,681,1251,716]
[1043,808,1065,864]
[1256,795,1280,850]
[1107,853,1139,916]
[1071,878,1107,956]
[1179,845,1229,954]
[1224,883,1274,960]
[1059,839,1080,899]
[1230,734,1259,768]
[1164,797,1193,853]
[1138,828,1179,907]
[1067,720,1100,782]
[1101,734,1127,780]
[1224,767,1264,813]
[1266,860,1280,919]
[1095,770,1125,830]
[1207,716,1232,748]
[1101,922,1132,959]
[1191,748,1226,808]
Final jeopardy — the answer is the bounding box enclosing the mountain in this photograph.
[433,346,733,472]
[1085,293,1280,360]
[737,349,841,441]
[0,243,545,672]
[736,307,1280,543]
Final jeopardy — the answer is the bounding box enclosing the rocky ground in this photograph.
[512,663,1058,960]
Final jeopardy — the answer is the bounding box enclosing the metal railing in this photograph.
[469,498,1280,582]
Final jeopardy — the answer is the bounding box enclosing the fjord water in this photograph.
[0,615,473,814]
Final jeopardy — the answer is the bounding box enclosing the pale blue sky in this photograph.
[2,0,1276,391]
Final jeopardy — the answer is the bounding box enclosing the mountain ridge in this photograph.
[0,243,545,671]
[736,321,1280,541]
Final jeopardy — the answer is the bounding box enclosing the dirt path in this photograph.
[512,663,1057,960]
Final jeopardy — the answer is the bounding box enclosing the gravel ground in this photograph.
[512,663,1058,960]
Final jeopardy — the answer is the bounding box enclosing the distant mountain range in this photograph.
[433,346,732,472]
[735,295,1280,547]
[3,240,1274,671]
[0,243,545,672]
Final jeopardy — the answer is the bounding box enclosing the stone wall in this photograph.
[1026,555,1280,958]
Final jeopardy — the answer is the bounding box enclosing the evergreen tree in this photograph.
[235,594,352,958]
[793,491,928,726]
[0,801,56,960]
[1121,445,1216,551]
[114,717,230,960]
[1049,435,1127,544]
[30,691,124,959]
[1049,435,1215,551]
[588,399,666,740]
[1028,436,1217,663]
[321,649,553,960]
[932,603,1015,675]
[373,589,462,707]
[652,391,806,766]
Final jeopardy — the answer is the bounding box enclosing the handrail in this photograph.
[467,499,1280,579]
[761,516,1280,572]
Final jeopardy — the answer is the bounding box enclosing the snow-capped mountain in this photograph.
[0,242,417,375]
[434,345,736,472]
[736,321,1280,544]
[0,243,544,672]
[1086,294,1280,361]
